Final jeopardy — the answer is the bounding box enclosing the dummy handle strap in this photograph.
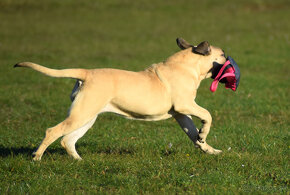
[210,60,234,92]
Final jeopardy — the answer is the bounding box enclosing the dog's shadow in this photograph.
[0,143,136,158]
[0,145,65,158]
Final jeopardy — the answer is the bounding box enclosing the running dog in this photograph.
[14,38,226,160]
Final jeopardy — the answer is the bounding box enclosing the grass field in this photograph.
[0,0,289,193]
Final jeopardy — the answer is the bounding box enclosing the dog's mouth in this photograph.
[210,56,240,92]
[211,62,226,83]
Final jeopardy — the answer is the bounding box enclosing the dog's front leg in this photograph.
[174,102,222,154]
[172,113,200,145]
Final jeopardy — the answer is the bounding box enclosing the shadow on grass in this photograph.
[95,147,135,155]
[0,143,136,158]
[0,142,180,159]
[0,145,65,158]
[80,142,136,155]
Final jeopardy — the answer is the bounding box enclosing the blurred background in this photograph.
[0,0,289,193]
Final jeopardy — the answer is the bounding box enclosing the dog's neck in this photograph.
[144,50,212,93]
[164,49,212,81]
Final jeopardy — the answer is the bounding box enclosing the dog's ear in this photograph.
[176,38,193,50]
[193,41,211,55]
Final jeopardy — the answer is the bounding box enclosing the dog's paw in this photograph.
[211,148,222,155]
[72,155,83,161]
[204,147,222,155]
[32,152,42,161]
[196,141,222,155]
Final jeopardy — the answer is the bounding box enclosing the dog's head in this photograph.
[176,38,226,79]
[176,38,240,92]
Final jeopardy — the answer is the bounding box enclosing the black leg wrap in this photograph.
[70,80,82,102]
[173,113,200,143]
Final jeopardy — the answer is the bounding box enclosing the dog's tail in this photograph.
[14,62,88,81]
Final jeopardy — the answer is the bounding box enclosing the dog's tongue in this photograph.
[210,58,238,92]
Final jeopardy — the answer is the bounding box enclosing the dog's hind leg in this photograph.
[32,115,96,161]
[61,115,97,160]
[32,93,110,161]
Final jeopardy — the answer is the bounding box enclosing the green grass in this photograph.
[0,0,289,193]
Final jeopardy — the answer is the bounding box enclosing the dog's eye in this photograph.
[221,50,226,57]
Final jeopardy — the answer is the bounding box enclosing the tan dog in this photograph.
[14,38,226,161]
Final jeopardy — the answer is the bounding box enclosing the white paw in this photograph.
[72,155,83,160]
[210,148,222,155]
[32,152,42,161]
[196,141,222,155]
